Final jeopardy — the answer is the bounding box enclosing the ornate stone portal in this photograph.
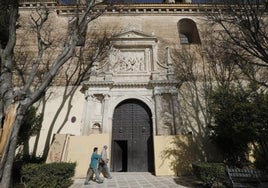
[81,30,182,136]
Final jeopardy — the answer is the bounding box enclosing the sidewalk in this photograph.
[70,172,197,188]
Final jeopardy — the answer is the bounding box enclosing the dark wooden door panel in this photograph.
[112,99,154,172]
[112,140,128,172]
[112,140,123,172]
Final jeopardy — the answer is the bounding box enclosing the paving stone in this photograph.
[70,172,190,188]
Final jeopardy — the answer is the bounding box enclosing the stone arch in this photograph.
[178,18,201,44]
[107,96,156,135]
[111,98,155,172]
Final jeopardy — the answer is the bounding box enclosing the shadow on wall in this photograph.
[161,134,196,176]
[161,134,223,176]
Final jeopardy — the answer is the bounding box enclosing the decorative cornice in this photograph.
[18,2,224,16]
[81,79,182,92]
[113,82,149,88]
[19,1,267,16]
[19,1,57,9]
[111,30,158,42]
[149,80,182,87]
[81,81,114,93]
[56,4,218,16]
[83,81,114,87]
[83,80,149,86]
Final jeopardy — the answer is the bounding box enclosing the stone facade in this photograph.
[82,30,181,136]
[17,1,215,175]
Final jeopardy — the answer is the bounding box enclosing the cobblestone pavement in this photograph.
[70,172,193,188]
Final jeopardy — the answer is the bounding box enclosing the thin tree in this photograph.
[169,27,240,162]
[208,0,268,87]
[0,0,111,187]
[206,0,268,167]
[40,30,111,159]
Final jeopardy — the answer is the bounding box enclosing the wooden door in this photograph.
[112,99,154,172]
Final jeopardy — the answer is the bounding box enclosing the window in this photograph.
[178,18,201,44]
[179,33,189,44]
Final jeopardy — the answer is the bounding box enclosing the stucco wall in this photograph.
[154,135,194,176]
[63,134,110,178]
[29,86,85,156]
[62,134,193,178]
[154,135,176,176]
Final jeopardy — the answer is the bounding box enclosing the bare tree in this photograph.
[170,28,241,162]
[40,30,111,159]
[0,0,111,187]
[207,0,268,87]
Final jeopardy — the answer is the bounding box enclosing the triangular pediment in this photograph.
[112,30,157,41]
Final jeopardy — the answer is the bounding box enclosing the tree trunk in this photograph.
[0,103,24,188]
[0,104,18,156]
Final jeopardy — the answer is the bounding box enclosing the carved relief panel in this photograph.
[109,48,151,74]
[107,30,157,78]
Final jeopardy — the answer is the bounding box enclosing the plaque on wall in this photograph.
[110,48,148,74]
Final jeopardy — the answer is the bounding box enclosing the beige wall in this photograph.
[63,134,110,178]
[154,135,176,176]
[29,86,85,156]
[154,135,194,176]
[62,134,193,178]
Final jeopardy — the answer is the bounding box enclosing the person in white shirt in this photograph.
[98,145,112,179]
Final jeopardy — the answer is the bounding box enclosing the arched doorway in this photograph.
[111,99,154,172]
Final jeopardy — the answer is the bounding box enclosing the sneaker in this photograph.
[96,180,103,184]
[84,182,90,185]
[107,176,112,179]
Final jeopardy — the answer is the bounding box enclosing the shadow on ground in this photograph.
[173,175,204,188]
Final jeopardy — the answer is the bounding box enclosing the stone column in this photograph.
[153,88,163,135]
[101,94,110,133]
[170,88,181,135]
[153,86,181,135]
[81,93,95,135]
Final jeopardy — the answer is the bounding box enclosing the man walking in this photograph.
[84,147,104,185]
[98,145,112,179]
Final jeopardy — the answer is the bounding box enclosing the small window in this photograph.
[178,18,201,45]
[180,33,189,44]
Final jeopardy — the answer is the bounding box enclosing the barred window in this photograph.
[178,18,201,45]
